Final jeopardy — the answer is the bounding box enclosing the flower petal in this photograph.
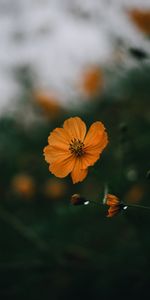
[81,152,101,169]
[106,194,120,206]
[44,145,70,164]
[48,128,70,150]
[49,155,75,178]
[63,117,87,142]
[84,121,108,150]
[71,159,88,184]
[79,122,108,168]
[107,206,120,217]
[44,127,71,164]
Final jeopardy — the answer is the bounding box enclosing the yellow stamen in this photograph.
[69,138,85,157]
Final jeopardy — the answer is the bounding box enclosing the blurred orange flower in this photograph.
[44,117,108,184]
[44,178,67,199]
[80,66,104,97]
[104,194,126,218]
[33,90,62,118]
[128,9,150,35]
[125,184,145,204]
[11,174,35,198]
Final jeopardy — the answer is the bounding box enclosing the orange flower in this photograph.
[128,9,150,35]
[104,194,127,218]
[44,117,108,184]
[33,90,62,118]
[80,66,104,97]
[125,184,145,204]
[44,178,67,199]
[11,174,35,198]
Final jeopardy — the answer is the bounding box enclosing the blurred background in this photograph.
[0,0,150,299]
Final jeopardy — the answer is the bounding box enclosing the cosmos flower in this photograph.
[43,178,67,199]
[104,193,127,218]
[128,9,150,35]
[80,66,104,98]
[124,184,145,204]
[11,174,35,198]
[33,90,62,119]
[44,117,108,184]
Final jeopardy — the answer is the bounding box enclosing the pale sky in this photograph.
[0,0,150,114]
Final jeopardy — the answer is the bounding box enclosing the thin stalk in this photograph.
[89,200,150,210]
[127,204,150,210]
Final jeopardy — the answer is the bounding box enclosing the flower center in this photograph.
[69,138,85,157]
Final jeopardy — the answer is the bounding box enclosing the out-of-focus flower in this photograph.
[33,90,62,118]
[80,66,104,98]
[71,194,89,206]
[104,193,127,218]
[128,9,150,35]
[44,117,108,184]
[125,184,145,204]
[43,178,67,199]
[11,174,35,198]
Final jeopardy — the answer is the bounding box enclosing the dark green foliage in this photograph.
[0,66,150,300]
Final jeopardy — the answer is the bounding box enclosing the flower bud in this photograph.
[71,194,89,206]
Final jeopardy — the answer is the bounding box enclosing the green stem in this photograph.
[89,200,150,210]
[89,200,101,205]
[127,204,150,210]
